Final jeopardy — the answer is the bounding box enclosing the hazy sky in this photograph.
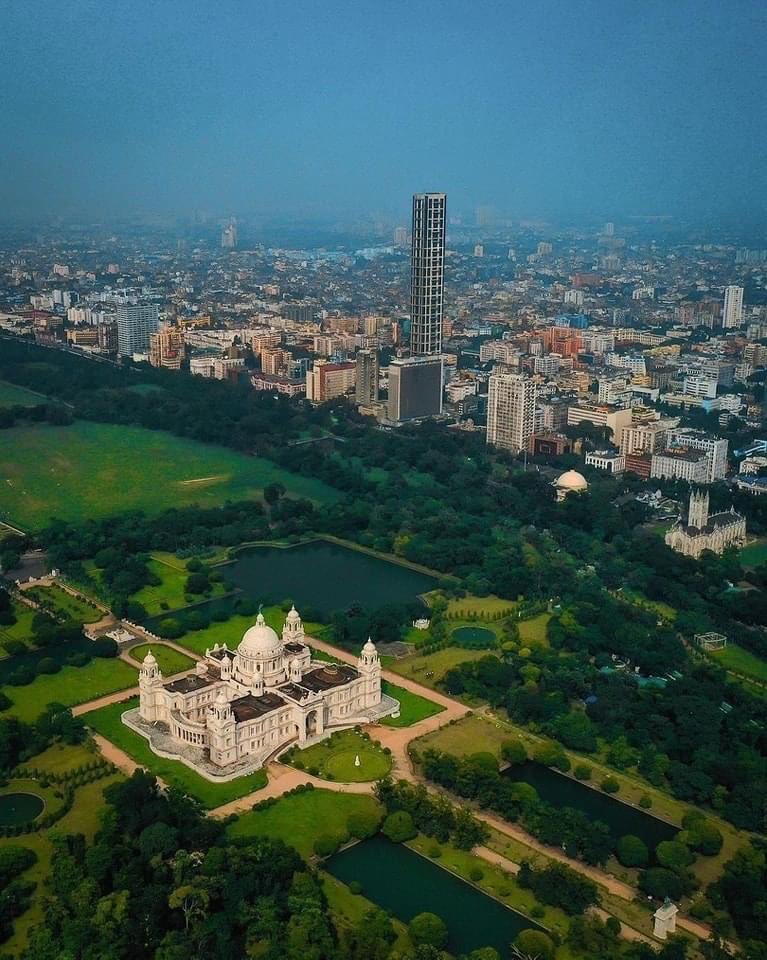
[2,0,766,223]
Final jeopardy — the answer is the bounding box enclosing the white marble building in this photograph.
[131,607,397,778]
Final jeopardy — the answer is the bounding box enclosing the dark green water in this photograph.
[504,762,677,851]
[452,626,496,648]
[221,541,437,615]
[0,792,44,826]
[326,835,542,956]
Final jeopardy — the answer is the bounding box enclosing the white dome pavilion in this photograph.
[553,469,588,501]
[238,612,281,659]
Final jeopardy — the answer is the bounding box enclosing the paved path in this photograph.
[73,686,139,716]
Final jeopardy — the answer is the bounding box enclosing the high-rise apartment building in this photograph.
[306,360,356,403]
[722,285,744,329]
[355,349,379,404]
[149,328,185,369]
[221,219,238,249]
[410,193,446,356]
[486,373,537,453]
[116,302,159,357]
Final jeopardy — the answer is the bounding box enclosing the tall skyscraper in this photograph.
[356,349,379,404]
[410,193,446,356]
[486,373,537,453]
[221,219,238,249]
[722,285,744,329]
[116,302,159,357]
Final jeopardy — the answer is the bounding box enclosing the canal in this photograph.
[325,835,542,956]
[503,762,677,851]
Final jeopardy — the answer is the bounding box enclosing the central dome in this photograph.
[555,469,588,491]
[238,612,281,659]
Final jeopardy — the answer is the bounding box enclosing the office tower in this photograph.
[474,244,484,258]
[356,349,379,403]
[603,222,615,237]
[149,328,186,369]
[393,226,408,246]
[116,302,159,357]
[486,373,537,452]
[722,285,744,329]
[388,356,443,422]
[410,193,446,356]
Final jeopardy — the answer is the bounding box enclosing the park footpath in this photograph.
[73,632,717,948]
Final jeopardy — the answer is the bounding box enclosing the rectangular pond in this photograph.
[503,761,678,852]
[325,834,541,956]
[220,540,438,615]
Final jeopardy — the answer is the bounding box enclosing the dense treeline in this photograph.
[441,644,767,832]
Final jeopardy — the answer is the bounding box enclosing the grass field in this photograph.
[31,740,102,776]
[287,729,392,782]
[131,555,228,615]
[416,712,513,759]
[387,647,492,690]
[379,680,444,727]
[25,582,102,623]
[0,600,37,652]
[128,643,196,676]
[0,420,339,531]
[0,380,47,408]
[85,697,267,807]
[738,539,767,567]
[0,763,123,953]
[1,658,138,722]
[443,593,516,618]
[518,613,551,648]
[710,643,767,683]
[228,788,383,858]
[173,605,327,656]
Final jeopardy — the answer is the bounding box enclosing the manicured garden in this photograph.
[518,612,551,648]
[285,728,392,782]
[131,554,228,615]
[128,643,196,676]
[387,647,492,690]
[227,787,383,859]
[0,600,37,653]
[25,582,103,624]
[1,658,138,722]
[0,420,339,531]
[379,680,444,727]
[84,697,267,807]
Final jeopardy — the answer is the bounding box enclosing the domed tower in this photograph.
[290,656,303,683]
[207,686,236,766]
[357,637,381,709]
[282,605,305,644]
[139,650,163,723]
[233,612,285,689]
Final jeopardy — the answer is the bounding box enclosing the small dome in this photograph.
[555,469,588,491]
[362,637,376,654]
[290,657,300,670]
[286,605,301,622]
[142,650,157,666]
[238,612,281,659]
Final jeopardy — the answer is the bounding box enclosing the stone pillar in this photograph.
[653,899,678,940]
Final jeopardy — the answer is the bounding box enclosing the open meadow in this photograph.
[0,420,339,531]
[0,380,48,408]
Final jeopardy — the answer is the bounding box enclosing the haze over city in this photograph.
[2,0,766,224]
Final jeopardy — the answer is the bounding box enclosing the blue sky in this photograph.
[2,0,765,222]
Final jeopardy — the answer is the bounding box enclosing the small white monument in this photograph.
[354,754,361,767]
[653,898,678,940]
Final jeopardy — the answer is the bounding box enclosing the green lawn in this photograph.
[0,380,47,408]
[738,539,767,568]
[379,680,444,727]
[0,600,38,652]
[0,420,340,531]
[1,658,138,722]
[128,643,196,676]
[518,613,551,648]
[387,647,492,690]
[131,555,228,615]
[228,788,383,858]
[442,593,517,619]
[25,582,102,623]
[0,771,123,953]
[85,697,267,808]
[416,712,512,759]
[31,740,102,776]
[287,729,392,782]
[710,643,767,683]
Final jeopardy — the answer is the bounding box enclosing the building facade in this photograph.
[306,359,356,403]
[665,491,746,559]
[410,192,446,356]
[135,608,397,775]
[722,285,744,329]
[116,302,159,357]
[486,373,537,453]
[387,356,443,421]
[355,348,379,404]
